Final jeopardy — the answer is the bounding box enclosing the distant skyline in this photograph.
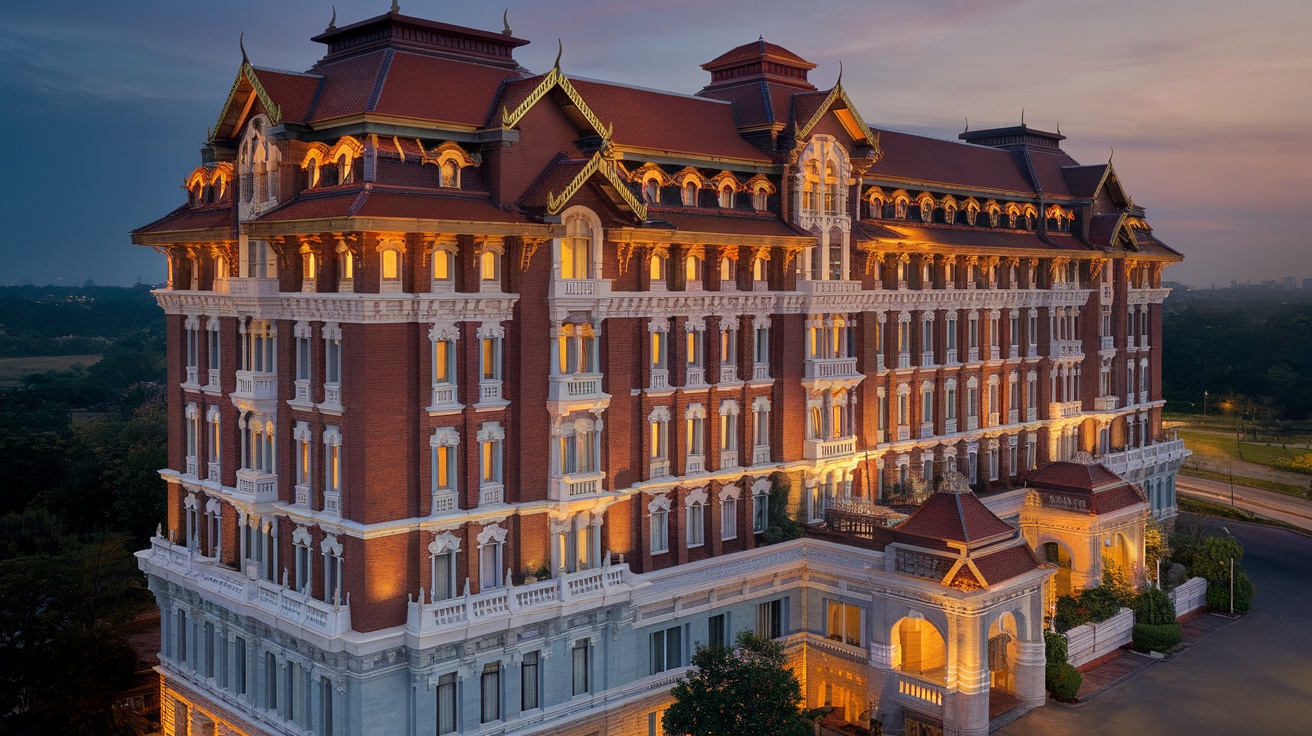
[2,0,1309,287]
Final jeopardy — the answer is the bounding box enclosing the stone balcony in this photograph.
[804,436,857,460]
[552,277,612,299]
[232,370,277,406]
[719,364,739,384]
[549,472,606,501]
[428,383,462,412]
[1101,437,1189,478]
[1051,340,1083,358]
[216,277,280,296]
[804,357,860,380]
[1094,395,1120,412]
[234,468,279,504]
[138,536,351,638]
[406,559,638,640]
[1049,401,1083,419]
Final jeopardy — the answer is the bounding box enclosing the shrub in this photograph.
[1191,536,1244,581]
[1053,584,1124,633]
[1205,566,1254,614]
[1133,587,1177,626]
[1132,623,1182,653]
[1044,631,1068,665]
[1045,662,1083,701]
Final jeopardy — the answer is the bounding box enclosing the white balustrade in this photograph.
[1094,395,1120,412]
[233,370,277,401]
[804,357,859,379]
[207,461,221,480]
[185,456,198,477]
[719,364,739,384]
[804,437,857,460]
[323,383,342,406]
[966,415,979,431]
[686,454,705,473]
[650,459,670,478]
[752,363,770,381]
[686,366,706,387]
[480,483,504,506]
[752,446,771,465]
[295,483,310,506]
[650,369,670,391]
[430,384,459,409]
[233,469,278,503]
[720,450,739,469]
[1049,401,1083,419]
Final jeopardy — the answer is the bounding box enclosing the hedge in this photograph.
[1044,631,1068,665]
[1132,623,1183,653]
[1205,566,1254,614]
[1045,662,1082,701]
[1133,587,1177,626]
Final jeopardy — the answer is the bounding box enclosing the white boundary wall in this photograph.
[1169,577,1208,617]
[1064,607,1134,667]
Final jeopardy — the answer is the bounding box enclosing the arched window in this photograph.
[480,250,499,283]
[649,252,668,283]
[719,185,734,209]
[988,207,1000,228]
[440,159,458,188]
[685,254,703,285]
[944,204,957,224]
[752,186,769,211]
[561,211,595,279]
[869,197,884,219]
[719,257,735,285]
[919,198,933,222]
[802,162,820,212]
[682,181,698,207]
[752,257,767,283]
[643,178,660,204]
[895,198,909,219]
[822,163,838,213]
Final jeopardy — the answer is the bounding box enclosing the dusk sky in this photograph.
[2,0,1308,288]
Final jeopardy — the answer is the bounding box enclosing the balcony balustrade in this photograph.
[804,436,857,460]
[550,472,605,501]
[686,454,705,473]
[207,368,220,388]
[650,459,670,478]
[233,370,277,402]
[324,490,341,516]
[293,380,311,404]
[549,373,605,402]
[1100,336,1115,352]
[234,468,278,503]
[1094,395,1120,412]
[966,415,979,431]
[752,363,770,381]
[430,384,460,410]
[989,346,1000,361]
[1049,401,1083,419]
[921,351,936,367]
[207,461,221,480]
[799,279,862,295]
[1027,344,1039,358]
[1139,390,1149,404]
[896,425,911,441]
[1026,407,1038,421]
[407,558,633,637]
[896,672,947,710]
[719,449,739,469]
[480,483,505,506]
[650,369,670,391]
[805,357,860,380]
[222,277,280,296]
[1101,437,1189,476]
[944,419,957,434]
[185,456,198,477]
[431,492,456,514]
[295,483,310,506]
[1008,409,1019,424]
[719,364,739,384]
[141,536,351,636]
[686,366,706,387]
[554,278,611,298]
[1052,340,1083,358]
[967,347,980,363]
[919,423,934,439]
[323,383,342,407]
[478,381,502,404]
[752,446,771,465]
[185,367,199,386]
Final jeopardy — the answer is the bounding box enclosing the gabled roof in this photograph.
[867,129,1035,194]
[210,62,323,141]
[894,488,1015,546]
[498,67,612,139]
[1062,164,1109,199]
[518,153,648,220]
[791,82,881,155]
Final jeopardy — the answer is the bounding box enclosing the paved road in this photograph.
[1178,475,1312,532]
[997,517,1312,735]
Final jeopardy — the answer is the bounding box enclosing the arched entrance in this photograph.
[988,612,1020,695]
[893,616,947,683]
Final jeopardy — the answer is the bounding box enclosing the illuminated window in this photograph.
[719,185,734,209]
[684,254,703,286]
[649,252,668,285]
[682,180,698,206]
[753,187,768,211]
[561,211,595,279]
[719,257,735,285]
[440,159,459,188]
[687,500,704,547]
[643,178,660,203]
[826,600,863,647]
[480,250,499,284]
[431,248,454,291]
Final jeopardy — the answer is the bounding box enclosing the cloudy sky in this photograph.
[2,0,1309,287]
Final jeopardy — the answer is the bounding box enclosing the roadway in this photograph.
[1176,475,1312,533]
[998,517,1312,735]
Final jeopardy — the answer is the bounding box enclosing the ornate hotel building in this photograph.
[134,7,1187,736]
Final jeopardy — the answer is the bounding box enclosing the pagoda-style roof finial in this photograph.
[503,9,512,36]
[239,33,249,65]
[1021,107,1025,126]
[835,60,843,88]
[391,0,400,13]
[328,5,336,30]
[554,38,563,70]
[964,117,969,133]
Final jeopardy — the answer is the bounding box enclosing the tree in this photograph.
[663,631,811,736]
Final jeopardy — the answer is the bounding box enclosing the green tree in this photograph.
[663,631,811,736]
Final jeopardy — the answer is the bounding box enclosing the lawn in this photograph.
[0,354,102,387]
[1176,428,1308,469]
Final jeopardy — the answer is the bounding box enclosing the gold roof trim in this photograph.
[795,83,882,161]
[501,67,613,140]
[209,62,283,142]
[547,151,648,220]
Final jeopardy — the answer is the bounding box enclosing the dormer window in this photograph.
[944,205,957,224]
[869,197,884,219]
[895,198,908,219]
[644,179,660,204]
[988,207,1000,228]
[753,187,768,211]
[682,181,698,207]
[440,160,458,188]
[919,199,933,222]
[719,185,734,209]
[560,208,600,280]
[966,205,979,226]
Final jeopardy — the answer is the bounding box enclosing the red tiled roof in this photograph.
[1027,461,1123,492]
[697,80,794,131]
[1062,164,1108,199]
[646,210,809,238]
[1132,230,1182,257]
[569,79,771,162]
[250,67,322,125]
[258,185,521,223]
[308,51,388,122]
[790,89,828,129]
[974,545,1041,586]
[372,51,522,126]
[1091,484,1149,514]
[516,156,588,210]
[133,204,233,235]
[854,222,1087,252]
[703,39,815,71]
[1026,149,1081,197]
[870,129,1035,194]
[1087,213,1124,248]
[895,491,1015,545]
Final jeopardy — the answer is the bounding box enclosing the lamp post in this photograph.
[1223,527,1236,616]
[1203,390,1208,420]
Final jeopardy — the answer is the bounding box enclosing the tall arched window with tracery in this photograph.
[560,208,600,280]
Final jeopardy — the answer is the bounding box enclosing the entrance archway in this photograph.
[893,616,947,683]
[988,612,1019,695]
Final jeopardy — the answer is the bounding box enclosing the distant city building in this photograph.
[132,7,1188,736]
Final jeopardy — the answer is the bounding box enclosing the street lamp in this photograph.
[1203,390,1209,419]
[1222,527,1235,616]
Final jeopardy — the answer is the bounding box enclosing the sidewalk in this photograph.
[1066,611,1239,704]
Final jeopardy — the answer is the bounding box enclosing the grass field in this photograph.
[1176,428,1309,467]
[0,354,102,386]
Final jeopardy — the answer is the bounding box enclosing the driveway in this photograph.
[996,516,1312,736]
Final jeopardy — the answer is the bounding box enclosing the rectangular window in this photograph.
[720,413,737,452]
[650,510,669,553]
[321,679,334,736]
[481,337,501,382]
[296,335,311,381]
[687,503,704,547]
[826,600,863,647]
[754,327,770,365]
[480,663,500,724]
[1010,316,1020,347]
[265,652,277,710]
[721,327,737,366]
[946,388,957,420]
[436,673,457,735]
[176,609,188,664]
[433,340,452,385]
[235,636,247,696]
[572,642,590,696]
[325,336,341,385]
[756,599,783,639]
[946,318,957,351]
[721,496,737,539]
[708,613,727,650]
[921,390,933,424]
[431,550,455,601]
[650,626,683,674]
[753,489,769,533]
[521,651,540,711]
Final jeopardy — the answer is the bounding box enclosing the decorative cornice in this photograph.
[795,83,882,162]
[546,151,648,220]
[210,62,283,142]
